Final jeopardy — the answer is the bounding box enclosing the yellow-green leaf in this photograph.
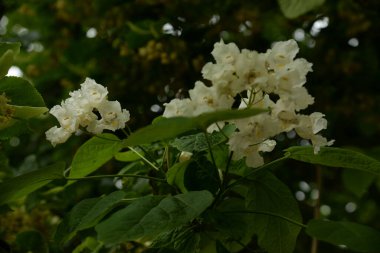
[277,0,325,19]
[286,146,380,175]
[69,133,123,179]
[124,108,267,147]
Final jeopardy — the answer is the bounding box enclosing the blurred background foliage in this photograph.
[0,0,380,252]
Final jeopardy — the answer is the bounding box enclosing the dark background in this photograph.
[1,0,379,252]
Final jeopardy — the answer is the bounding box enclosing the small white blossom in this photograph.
[46,78,130,146]
[310,112,328,134]
[211,40,240,64]
[310,135,335,154]
[49,105,78,132]
[189,81,233,115]
[45,126,72,147]
[80,78,108,107]
[267,39,299,69]
[163,98,194,117]
[88,100,130,133]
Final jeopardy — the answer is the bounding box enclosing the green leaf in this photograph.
[11,105,48,119]
[166,160,191,193]
[69,133,123,178]
[277,0,325,19]
[216,241,231,253]
[0,162,65,206]
[72,237,101,253]
[96,190,214,244]
[306,219,380,252]
[286,146,380,175]
[0,77,46,138]
[114,150,142,162]
[76,191,126,231]
[151,226,201,253]
[0,77,45,107]
[15,230,48,253]
[55,191,126,244]
[206,210,247,241]
[123,108,266,146]
[170,131,226,153]
[0,105,48,131]
[246,171,302,253]
[342,169,375,198]
[184,156,220,194]
[0,42,21,79]
[55,198,99,244]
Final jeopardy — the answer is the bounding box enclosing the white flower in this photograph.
[245,140,277,168]
[259,139,277,152]
[93,100,130,131]
[245,148,265,168]
[267,39,299,69]
[189,81,233,115]
[236,50,269,92]
[163,39,333,166]
[228,134,276,168]
[45,126,72,147]
[310,112,328,134]
[211,40,240,64]
[295,113,328,139]
[80,78,108,107]
[202,62,236,83]
[163,98,194,117]
[46,78,130,146]
[295,113,334,153]
[310,135,335,154]
[289,87,315,111]
[49,105,78,132]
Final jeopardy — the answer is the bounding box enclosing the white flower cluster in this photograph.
[46,78,130,146]
[163,39,334,168]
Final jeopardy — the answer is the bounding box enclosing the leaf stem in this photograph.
[121,128,130,137]
[222,151,234,190]
[311,165,322,253]
[203,130,222,189]
[128,146,160,171]
[65,173,166,182]
[203,131,217,168]
[224,210,307,229]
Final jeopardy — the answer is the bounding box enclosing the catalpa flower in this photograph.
[163,39,334,168]
[46,78,130,146]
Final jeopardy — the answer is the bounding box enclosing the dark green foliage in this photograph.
[95,191,213,244]
[306,219,380,252]
[69,133,123,178]
[0,162,65,205]
[286,146,380,175]
[123,108,266,146]
[15,230,48,253]
[184,155,220,194]
[245,171,303,253]
[1,1,380,253]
